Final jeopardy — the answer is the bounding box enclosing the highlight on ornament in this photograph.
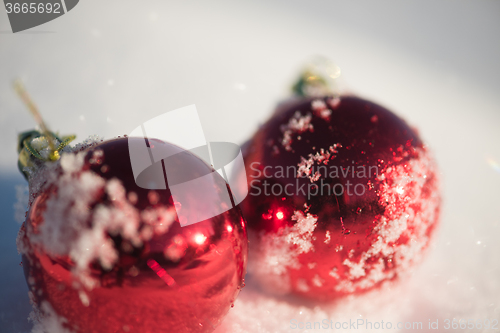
[14,82,248,333]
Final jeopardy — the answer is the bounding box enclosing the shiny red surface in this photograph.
[240,96,440,300]
[20,138,248,333]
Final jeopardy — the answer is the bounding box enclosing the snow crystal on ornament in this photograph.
[287,211,317,253]
[14,184,29,224]
[140,205,177,235]
[328,96,341,109]
[249,210,317,294]
[334,149,440,294]
[71,135,103,153]
[18,143,181,289]
[311,99,332,119]
[297,145,339,182]
[59,152,86,174]
[28,292,72,333]
[280,111,313,151]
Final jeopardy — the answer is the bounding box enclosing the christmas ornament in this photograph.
[238,60,440,300]
[16,84,247,333]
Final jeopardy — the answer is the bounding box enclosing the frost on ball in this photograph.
[18,137,248,333]
[240,96,440,300]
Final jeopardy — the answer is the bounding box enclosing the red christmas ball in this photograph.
[239,96,440,300]
[19,137,247,333]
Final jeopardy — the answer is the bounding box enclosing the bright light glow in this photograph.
[396,186,404,195]
[276,211,284,220]
[487,157,500,173]
[227,225,233,232]
[194,233,207,245]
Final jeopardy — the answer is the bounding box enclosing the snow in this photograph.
[71,135,103,153]
[215,277,416,333]
[28,292,72,333]
[59,152,86,174]
[311,99,327,111]
[248,210,318,295]
[18,143,178,293]
[30,137,60,160]
[324,230,331,244]
[297,145,339,182]
[331,149,440,294]
[328,96,341,109]
[311,99,332,119]
[280,111,314,151]
[14,184,29,224]
[140,206,177,236]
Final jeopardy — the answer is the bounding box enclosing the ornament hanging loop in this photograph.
[292,56,341,97]
[13,80,76,180]
[14,80,57,153]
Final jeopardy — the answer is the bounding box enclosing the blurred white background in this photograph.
[0,1,499,332]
